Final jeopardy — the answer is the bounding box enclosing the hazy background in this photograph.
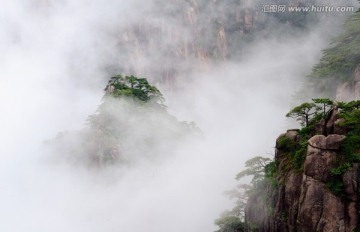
[0,0,357,231]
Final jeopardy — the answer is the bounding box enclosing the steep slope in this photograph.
[245,102,360,232]
[308,11,360,100]
[113,0,323,89]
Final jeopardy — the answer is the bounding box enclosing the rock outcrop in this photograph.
[336,64,360,101]
[245,116,360,231]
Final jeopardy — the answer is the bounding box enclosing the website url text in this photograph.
[262,5,355,13]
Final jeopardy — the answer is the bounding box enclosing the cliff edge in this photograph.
[245,107,360,232]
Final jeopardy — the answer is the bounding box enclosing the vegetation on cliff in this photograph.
[308,11,360,96]
[214,156,276,232]
[215,98,360,232]
[287,99,360,178]
[46,75,199,167]
[102,75,165,104]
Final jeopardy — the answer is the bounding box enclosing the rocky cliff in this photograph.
[118,0,260,89]
[245,108,360,231]
[336,64,360,102]
[114,0,318,89]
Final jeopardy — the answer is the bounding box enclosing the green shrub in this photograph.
[214,214,245,232]
[277,136,298,153]
[307,12,360,96]
[325,179,345,197]
[292,145,307,170]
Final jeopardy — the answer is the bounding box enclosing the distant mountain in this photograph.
[45,75,199,167]
[307,11,360,101]
[108,0,326,89]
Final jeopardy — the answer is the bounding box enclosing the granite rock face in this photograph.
[245,128,360,232]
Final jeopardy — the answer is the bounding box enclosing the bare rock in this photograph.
[315,118,326,135]
[325,134,346,150]
[326,109,340,135]
[298,177,345,232]
[317,191,345,232]
[336,64,360,101]
[298,176,325,231]
[346,202,358,231]
[308,135,326,149]
[286,129,300,141]
[354,64,360,82]
[284,172,303,228]
[334,118,348,135]
[354,82,360,99]
[336,82,354,102]
[308,134,345,150]
[246,130,359,232]
[304,148,337,182]
[343,164,360,202]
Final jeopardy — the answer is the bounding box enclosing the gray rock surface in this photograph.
[245,131,359,232]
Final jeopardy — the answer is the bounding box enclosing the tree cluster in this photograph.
[214,156,275,232]
[47,75,199,167]
[308,11,360,95]
[215,98,360,231]
[104,75,165,105]
[286,98,333,128]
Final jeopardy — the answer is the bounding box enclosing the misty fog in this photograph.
[0,1,357,231]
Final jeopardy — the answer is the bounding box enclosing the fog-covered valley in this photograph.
[0,1,358,231]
